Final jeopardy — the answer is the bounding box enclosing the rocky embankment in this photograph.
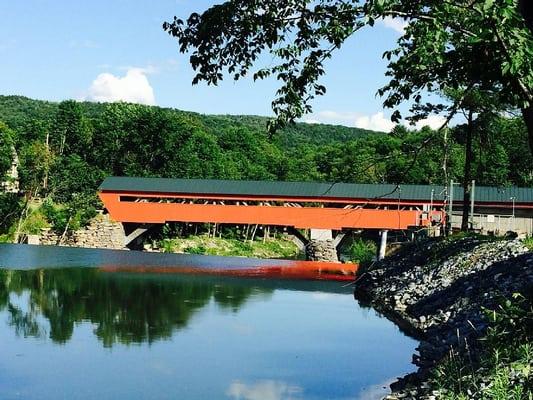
[354,236,533,399]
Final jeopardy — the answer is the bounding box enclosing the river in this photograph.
[0,244,417,400]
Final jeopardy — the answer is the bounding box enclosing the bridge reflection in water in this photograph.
[1,243,357,281]
[101,260,357,281]
[0,245,356,346]
[0,244,418,400]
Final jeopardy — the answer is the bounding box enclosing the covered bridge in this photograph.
[98,176,533,236]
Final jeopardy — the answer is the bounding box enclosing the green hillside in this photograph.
[0,94,531,238]
[0,95,377,149]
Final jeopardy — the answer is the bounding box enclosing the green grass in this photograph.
[523,236,533,251]
[159,234,302,259]
[0,233,12,243]
[430,294,533,400]
[19,206,49,235]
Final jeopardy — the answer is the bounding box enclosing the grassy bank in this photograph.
[156,234,303,259]
[431,293,532,400]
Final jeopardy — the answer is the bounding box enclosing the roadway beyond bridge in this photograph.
[98,176,533,261]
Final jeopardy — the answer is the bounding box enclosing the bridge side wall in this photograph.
[99,192,424,230]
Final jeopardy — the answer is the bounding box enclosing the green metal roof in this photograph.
[99,176,533,204]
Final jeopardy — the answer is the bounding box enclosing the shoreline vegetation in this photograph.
[355,235,533,399]
[153,234,304,260]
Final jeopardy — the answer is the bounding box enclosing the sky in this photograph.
[0,0,445,131]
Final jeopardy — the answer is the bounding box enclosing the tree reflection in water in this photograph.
[0,268,270,347]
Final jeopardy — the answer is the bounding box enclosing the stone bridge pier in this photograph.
[290,229,348,262]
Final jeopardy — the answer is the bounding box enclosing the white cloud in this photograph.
[85,68,156,105]
[118,64,159,74]
[303,110,447,133]
[414,115,447,130]
[302,111,360,126]
[381,17,408,34]
[303,110,395,132]
[355,112,396,132]
[226,380,302,400]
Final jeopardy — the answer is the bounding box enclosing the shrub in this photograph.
[0,193,22,235]
[184,245,207,255]
[349,238,376,266]
[523,236,533,251]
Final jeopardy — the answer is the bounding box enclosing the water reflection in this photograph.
[227,380,303,400]
[0,268,270,346]
[0,245,418,400]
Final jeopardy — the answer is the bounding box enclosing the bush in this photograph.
[0,193,22,235]
[184,245,207,255]
[523,236,533,251]
[349,238,377,266]
[42,195,97,234]
[42,200,70,233]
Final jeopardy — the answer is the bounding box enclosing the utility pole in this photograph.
[448,180,454,235]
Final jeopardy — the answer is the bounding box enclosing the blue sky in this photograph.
[0,0,444,130]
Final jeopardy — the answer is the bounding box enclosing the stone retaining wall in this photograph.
[39,213,126,250]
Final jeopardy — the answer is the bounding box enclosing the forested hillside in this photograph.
[0,95,532,239]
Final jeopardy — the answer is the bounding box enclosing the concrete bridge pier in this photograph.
[377,230,388,261]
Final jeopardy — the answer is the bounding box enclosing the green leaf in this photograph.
[483,0,495,12]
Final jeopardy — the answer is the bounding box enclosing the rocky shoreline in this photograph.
[354,236,533,399]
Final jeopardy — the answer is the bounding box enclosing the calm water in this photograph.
[0,244,417,400]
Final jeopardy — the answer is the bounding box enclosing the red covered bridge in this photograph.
[98,176,445,231]
[98,177,533,264]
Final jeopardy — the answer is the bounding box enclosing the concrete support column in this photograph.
[310,229,333,241]
[378,230,388,261]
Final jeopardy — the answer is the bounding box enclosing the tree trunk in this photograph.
[461,111,474,231]
[522,105,533,155]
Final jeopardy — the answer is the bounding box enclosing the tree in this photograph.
[18,140,53,198]
[48,154,104,204]
[446,89,504,230]
[51,100,93,158]
[175,131,225,179]
[164,1,533,152]
[0,121,15,181]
